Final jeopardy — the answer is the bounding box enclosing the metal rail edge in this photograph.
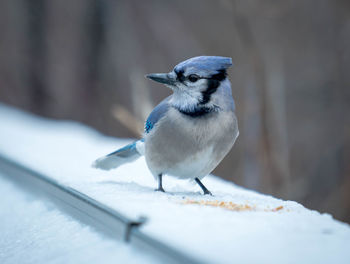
[0,154,203,264]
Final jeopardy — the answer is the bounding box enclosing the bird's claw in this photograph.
[204,190,213,196]
[155,187,165,192]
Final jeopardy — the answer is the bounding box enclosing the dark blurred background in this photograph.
[0,0,349,223]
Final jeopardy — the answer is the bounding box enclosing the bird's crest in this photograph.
[174,56,233,76]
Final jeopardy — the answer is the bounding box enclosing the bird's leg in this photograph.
[195,177,212,195]
[155,174,165,192]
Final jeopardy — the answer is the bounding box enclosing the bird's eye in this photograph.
[188,74,199,83]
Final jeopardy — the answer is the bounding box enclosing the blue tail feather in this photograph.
[92,139,144,171]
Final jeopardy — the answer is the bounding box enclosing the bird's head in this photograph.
[146,56,233,112]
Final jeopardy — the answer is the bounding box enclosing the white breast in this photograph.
[165,145,215,179]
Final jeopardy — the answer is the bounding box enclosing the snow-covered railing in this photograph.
[0,154,201,264]
[1,104,350,264]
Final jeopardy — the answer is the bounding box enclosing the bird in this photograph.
[92,56,239,195]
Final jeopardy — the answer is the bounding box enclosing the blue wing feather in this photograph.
[145,97,170,133]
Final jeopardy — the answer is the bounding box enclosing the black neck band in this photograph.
[176,105,218,117]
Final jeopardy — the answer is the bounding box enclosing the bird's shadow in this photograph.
[97,180,205,197]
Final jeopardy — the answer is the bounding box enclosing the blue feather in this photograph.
[145,97,170,133]
[106,141,137,157]
[145,121,153,133]
[92,139,144,170]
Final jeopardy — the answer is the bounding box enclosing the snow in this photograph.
[0,174,158,264]
[0,103,350,264]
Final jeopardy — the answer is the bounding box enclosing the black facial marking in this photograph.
[200,79,220,105]
[211,69,227,81]
[174,68,185,82]
[199,70,227,105]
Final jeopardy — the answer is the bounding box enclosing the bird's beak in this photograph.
[145,73,176,86]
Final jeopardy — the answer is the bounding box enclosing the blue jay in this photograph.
[93,56,239,195]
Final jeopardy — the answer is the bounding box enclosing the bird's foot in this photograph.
[195,177,213,196]
[203,189,213,196]
[154,187,165,192]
